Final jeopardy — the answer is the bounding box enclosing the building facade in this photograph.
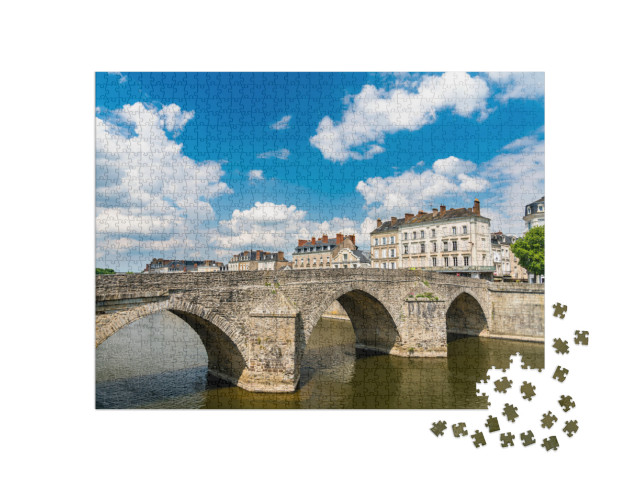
[143,259,225,273]
[491,232,527,281]
[257,251,290,271]
[524,196,545,232]
[370,200,494,279]
[292,233,368,269]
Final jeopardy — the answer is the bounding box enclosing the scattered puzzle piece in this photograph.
[563,420,579,437]
[553,338,569,355]
[541,436,559,451]
[431,420,447,436]
[520,430,536,446]
[575,330,589,345]
[500,432,515,447]
[471,430,486,448]
[494,376,513,393]
[552,366,569,382]
[541,411,558,429]
[552,303,567,319]
[521,381,536,400]
[559,395,575,412]
[485,415,500,433]
[503,403,519,422]
[452,423,468,438]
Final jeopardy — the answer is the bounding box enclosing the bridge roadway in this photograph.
[96,269,544,392]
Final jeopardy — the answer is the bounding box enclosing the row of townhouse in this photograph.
[491,232,528,280]
[369,200,495,279]
[227,250,291,271]
[291,234,370,269]
[143,259,227,273]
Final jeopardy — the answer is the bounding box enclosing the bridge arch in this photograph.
[96,298,249,386]
[303,286,402,355]
[445,291,489,339]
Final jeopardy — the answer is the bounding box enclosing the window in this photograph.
[464,256,469,266]
[343,254,348,261]
[463,225,467,234]
[452,226,456,235]
[375,238,379,246]
[390,249,395,257]
[527,206,531,215]
[444,257,449,267]
[390,236,395,244]
[382,237,387,245]
[432,257,437,267]
[420,243,426,253]
[431,229,436,238]
[374,250,379,259]
[404,244,409,254]
[443,241,448,252]
[432,242,437,252]
[326,256,330,263]
[453,257,458,266]
[538,205,544,212]
[404,233,408,240]
[452,240,457,251]
[383,262,387,269]
[421,230,425,238]
[412,231,417,239]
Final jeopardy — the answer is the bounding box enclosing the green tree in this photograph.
[96,268,115,275]
[510,226,544,276]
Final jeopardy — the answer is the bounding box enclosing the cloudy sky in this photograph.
[96,72,544,271]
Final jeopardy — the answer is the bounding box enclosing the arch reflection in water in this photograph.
[96,310,544,409]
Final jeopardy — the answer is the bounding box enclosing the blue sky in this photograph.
[96,72,544,271]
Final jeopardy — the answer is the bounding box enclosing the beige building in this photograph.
[370,216,404,269]
[491,232,527,281]
[293,233,368,269]
[228,250,270,271]
[257,251,290,271]
[370,200,494,279]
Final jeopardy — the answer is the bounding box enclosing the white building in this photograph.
[523,196,545,232]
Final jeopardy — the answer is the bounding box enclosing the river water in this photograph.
[96,311,544,409]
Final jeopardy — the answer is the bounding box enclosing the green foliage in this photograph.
[511,226,545,276]
[422,280,430,287]
[415,292,439,300]
[96,268,115,275]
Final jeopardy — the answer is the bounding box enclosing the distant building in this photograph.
[370,200,494,279]
[143,258,226,273]
[491,232,527,281]
[524,196,545,232]
[292,233,368,269]
[257,251,290,271]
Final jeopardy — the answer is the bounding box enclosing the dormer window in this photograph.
[538,205,544,212]
[527,206,531,215]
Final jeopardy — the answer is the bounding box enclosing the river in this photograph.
[96,311,544,409]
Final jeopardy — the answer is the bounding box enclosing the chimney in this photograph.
[322,234,328,243]
[432,208,438,215]
[473,198,480,215]
[377,219,382,228]
[311,237,316,245]
[336,233,344,244]
[298,239,308,247]
[256,250,262,260]
[440,205,446,213]
[418,210,425,215]
[390,217,397,225]
[348,235,356,244]
[405,213,414,221]
[277,251,284,261]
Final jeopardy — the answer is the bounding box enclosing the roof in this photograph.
[297,237,338,249]
[370,218,406,234]
[353,250,370,263]
[372,208,488,234]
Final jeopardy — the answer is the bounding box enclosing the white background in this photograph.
[1,1,639,479]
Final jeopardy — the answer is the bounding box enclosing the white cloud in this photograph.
[248,169,264,181]
[209,202,376,254]
[96,102,233,264]
[310,72,491,163]
[485,72,544,102]
[108,72,127,84]
[270,115,291,130]
[257,148,290,160]
[356,156,490,218]
[478,128,545,234]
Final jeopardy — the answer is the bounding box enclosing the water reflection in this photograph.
[96,311,544,409]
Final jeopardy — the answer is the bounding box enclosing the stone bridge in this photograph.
[96,270,544,392]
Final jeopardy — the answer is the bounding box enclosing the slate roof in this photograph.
[371,207,488,234]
